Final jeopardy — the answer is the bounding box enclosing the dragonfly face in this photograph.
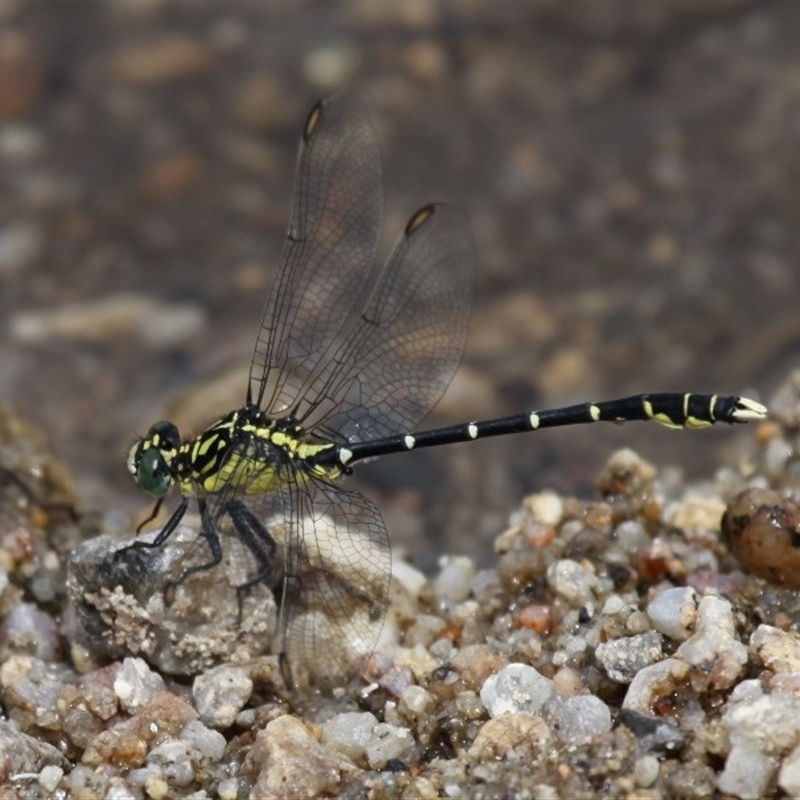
[127,420,181,497]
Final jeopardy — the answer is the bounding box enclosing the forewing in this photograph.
[300,203,476,442]
[250,96,383,412]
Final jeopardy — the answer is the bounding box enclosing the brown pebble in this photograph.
[517,603,554,634]
[722,488,800,587]
[468,713,551,762]
[524,522,556,548]
[112,35,214,84]
[595,449,658,497]
[632,548,669,583]
[82,691,195,767]
[450,644,507,690]
[0,30,44,121]
[139,150,204,199]
[246,715,359,798]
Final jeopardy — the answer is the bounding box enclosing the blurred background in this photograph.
[0,0,797,568]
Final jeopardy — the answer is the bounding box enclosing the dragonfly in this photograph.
[123,96,767,687]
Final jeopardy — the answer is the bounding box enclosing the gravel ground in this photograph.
[3,372,800,799]
[1,2,800,798]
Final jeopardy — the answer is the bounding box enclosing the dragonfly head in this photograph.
[127,420,181,497]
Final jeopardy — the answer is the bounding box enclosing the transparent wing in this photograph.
[251,101,475,443]
[277,478,391,681]
[249,96,383,412]
[295,203,476,442]
[203,436,391,682]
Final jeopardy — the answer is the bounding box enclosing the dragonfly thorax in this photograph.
[129,407,344,500]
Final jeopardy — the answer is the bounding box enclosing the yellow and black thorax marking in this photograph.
[154,408,343,497]
[173,408,342,497]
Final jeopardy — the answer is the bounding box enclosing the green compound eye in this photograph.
[126,420,181,496]
[133,447,173,497]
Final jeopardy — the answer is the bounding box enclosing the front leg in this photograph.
[115,495,190,560]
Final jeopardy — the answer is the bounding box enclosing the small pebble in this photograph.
[471,569,501,602]
[623,658,690,713]
[668,494,726,533]
[546,559,597,607]
[113,657,165,713]
[399,685,435,719]
[395,644,439,682]
[11,293,205,348]
[595,631,663,684]
[675,595,747,690]
[405,614,447,648]
[433,555,475,604]
[452,644,509,688]
[144,774,170,800]
[192,665,253,729]
[469,713,551,762]
[180,718,226,761]
[365,722,415,770]
[552,666,584,697]
[147,739,195,787]
[68,764,109,798]
[524,490,564,526]
[624,609,653,634]
[553,633,588,666]
[518,603,553,634]
[633,755,660,788]
[613,520,649,553]
[724,692,800,756]
[0,602,60,662]
[647,586,698,641]
[454,690,485,719]
[392,560,428,599]
[751,624,800,673]
[779,741,800,797]
[480,663,554,717]
[617,708,686,756]
[37,764,63,793]
[217,777,240,800]
[321,712,378,764]
[718,743,775,799]
[304,43,361,89]
[718,690,800,796]
[546,694,612,741]
[722,488,800,587]
[248,716,358,799]
[378,666,415,698]
[601,595,627,615]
